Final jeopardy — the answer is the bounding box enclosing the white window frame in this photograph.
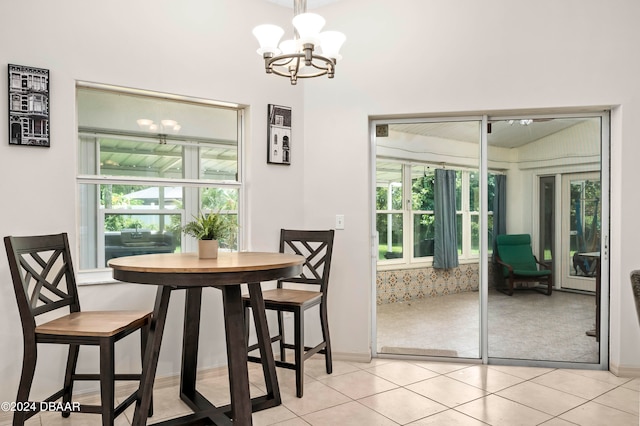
[76,83,244,284]
[376,161,493,267]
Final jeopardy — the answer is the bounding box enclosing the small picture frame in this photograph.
[267,104,291,165]
[8,64,50,147]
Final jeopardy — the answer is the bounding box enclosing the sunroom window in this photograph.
[376,160,495,264]
[76,84,242,270]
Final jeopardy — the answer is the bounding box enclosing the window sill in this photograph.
[376,258,481,272]
[77,269,118,286]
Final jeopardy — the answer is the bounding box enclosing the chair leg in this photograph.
[140,323,153,417]
[320,302,332,375]
[294,308,304,398]
[62,344,80,417]
[507,276,514,296]
[277,310,286,362]
[244,305,251,353]
[13,342,37,426]
[99,338,115,426]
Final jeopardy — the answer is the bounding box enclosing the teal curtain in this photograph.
[433,169,458,269]
[493,174,507,255]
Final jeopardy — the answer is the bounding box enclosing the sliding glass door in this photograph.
[373,112,609,368]
[486,116,605,364]
[374,119,481,359]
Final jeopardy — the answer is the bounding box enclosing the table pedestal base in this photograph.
[132,283,280,426]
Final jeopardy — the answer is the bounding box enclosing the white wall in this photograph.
[0,0,306,402]
[1,0,640,406]
[302,0,640,373]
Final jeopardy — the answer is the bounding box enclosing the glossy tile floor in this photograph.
[377,289,599,362]
[3,356,638,426]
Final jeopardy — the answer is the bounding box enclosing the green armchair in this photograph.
[495,234,553,296]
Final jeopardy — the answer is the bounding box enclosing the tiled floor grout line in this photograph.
[2,360,638,426]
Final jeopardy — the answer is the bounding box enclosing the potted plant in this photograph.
[182,211,236,259]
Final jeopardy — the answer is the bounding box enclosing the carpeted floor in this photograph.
[376,288,599,363]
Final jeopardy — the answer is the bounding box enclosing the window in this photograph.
[376,160,496,264]
[77,85,242,270]
[11,72,21,89]
[11,95,20,111]
[28,94,45,113]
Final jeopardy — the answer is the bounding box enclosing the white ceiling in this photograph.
[390,118,590,149]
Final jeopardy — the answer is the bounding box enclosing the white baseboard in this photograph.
[332,351,372,364]
[610,362,640,378]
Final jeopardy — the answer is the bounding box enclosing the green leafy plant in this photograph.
[181,211,236,241]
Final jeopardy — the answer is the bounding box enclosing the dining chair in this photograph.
[4,233,152,426]
[243,229,335,398]
[631,270,640,327]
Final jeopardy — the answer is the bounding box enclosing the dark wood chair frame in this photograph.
[243,229,335,398]
[4,233,152,426]
[495,254,553,296]
[631,270,640,328]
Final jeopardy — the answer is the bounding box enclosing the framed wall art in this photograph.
[267,104,291,165]
[8,64,50,147]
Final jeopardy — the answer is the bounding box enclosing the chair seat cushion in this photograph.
[36,311,152,337]
[260,288,322,307]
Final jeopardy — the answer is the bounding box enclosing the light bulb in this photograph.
[319,31,346,60]
[253,24,285,55]
[137,118,154,128]
[292,13,325,45]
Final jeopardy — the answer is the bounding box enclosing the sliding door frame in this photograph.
[371,110,610,370]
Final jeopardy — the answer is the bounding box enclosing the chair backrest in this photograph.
[278,229,335,294]
[631,270,640,327]
[4,233,80,336]
[495,234,537,272]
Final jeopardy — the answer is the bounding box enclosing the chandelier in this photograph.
[136,119,181,144]
[136,119,181,133]
[508,119,533,126]
[252,0,346,85]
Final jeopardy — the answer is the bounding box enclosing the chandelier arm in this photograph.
[268,67,328,79]
[309,54,335,68]
[269,67,298,78]
[266,53,335,69]
[268,66,331,80]
[293,70,331,78]
[263,51,337,82]
[266,53,304,66]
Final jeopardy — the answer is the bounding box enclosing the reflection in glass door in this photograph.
[374,120,481,359]
[487,116,602,364]
[562,173,601,292]
[539,176,555,272]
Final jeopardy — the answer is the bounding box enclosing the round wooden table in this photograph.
[109,252,304,426]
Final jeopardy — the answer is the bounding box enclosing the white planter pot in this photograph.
[198,239,219,259]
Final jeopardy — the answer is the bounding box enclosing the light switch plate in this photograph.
[335,214,345,230]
